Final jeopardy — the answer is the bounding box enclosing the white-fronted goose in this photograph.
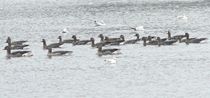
[47,48,73,56]
[42,39,63,49]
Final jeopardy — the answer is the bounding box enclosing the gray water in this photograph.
[0,0,210,98]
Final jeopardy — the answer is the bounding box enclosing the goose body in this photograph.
[142,37,160,46]
[185,33,207,44]
[6,37,27,45]
[105,35,125,45]
[8,51,32,57]
[72,35,91,45]
[167,31,185,41]
[159,39,177,45]
[6,45,32,58]
[123,34,140,44]
[187,38,207,43]
[4,44,29,50]
[90,38,109,47]
[11,41,28,45]
[97,47,120,56]
[105,36,121,43]
[47,48,73,56]
[42,39,63,49]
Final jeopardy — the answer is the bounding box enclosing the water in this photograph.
[0,0,210,97]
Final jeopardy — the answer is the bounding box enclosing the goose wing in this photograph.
[73,40,90,45]
[163,40,177,45]
[124,39,137,44]
[52,51,73,55]
[102,48,119,53]
[63,39,74,43]
[11,51,31,57]
[47,43,62,49]
[190,38,207,43]
[11,40,27,45]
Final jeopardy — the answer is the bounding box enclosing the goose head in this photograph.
[98,34,104,41]
[104,36,109,41]
[120,35,125,41]
[185,33,189,39]
[6,37,11,44]
[167,31,171,39]
[135,33,140,39]
[41,39,47,48]
[58,36,62,43]
[72,35,77,41]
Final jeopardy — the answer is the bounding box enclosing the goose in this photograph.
[97,46,120,56]
[58,36,79,44]
[90,38,109,47]
[4,44,29,50]
[184,33,207,44]
[94,20,106,26]
[123,34,140,44]
[47,48,73,56]
[6,37,27,45]
[6,45,32,58]
[72,35,91,45]
[42,39,63,49]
